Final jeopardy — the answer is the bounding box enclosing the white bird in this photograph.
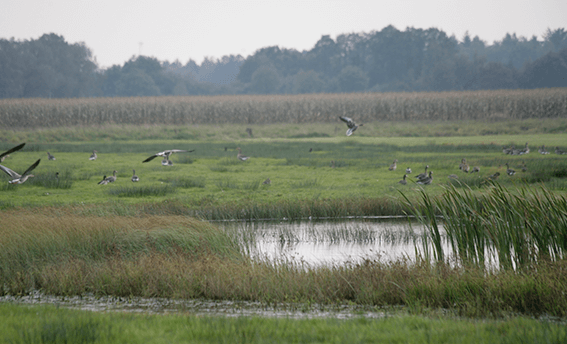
[339,116,364,136]
[131,169,139,182]
[0,159,41,184]
[143,149,194,164]
[236,147,250,161]
[89,150,97,160]
[0,143,25,162]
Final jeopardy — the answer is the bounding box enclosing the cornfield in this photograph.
[1,89,566,128]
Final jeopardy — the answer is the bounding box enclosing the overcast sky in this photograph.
[2,0,566,69]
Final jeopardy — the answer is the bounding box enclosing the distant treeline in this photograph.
[1,26,567,99]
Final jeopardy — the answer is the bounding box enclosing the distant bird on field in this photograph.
[89,150,97,161]
[488,172,500,181]
[143,149,194,164]
[417,171,433,185]
[47,152,56,160]
[263,178,271,185]
[98,175,108,185]
[398,174,407,185]
[521,161,527,172]
[505,163,515,176]
[555,147,566,155]
[405,167,412,174]
[471,166,480,174]
[520,142,529,155]
[309,148,313,153]
[131,169,139,182]
[0,159,40,184]
[339,116,364,136]
[389,159,398,171]
[0,143,25,162]
[99,170,117,184]
[448,174,458,179]
[330,160,335,168]
[538,145,549,155]
[236,147,250,161]
[415,165,429,179]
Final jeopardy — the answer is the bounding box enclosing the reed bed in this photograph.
[1,89,566,128]
[405,182,567,270]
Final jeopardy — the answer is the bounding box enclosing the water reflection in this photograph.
[217,219,448,265]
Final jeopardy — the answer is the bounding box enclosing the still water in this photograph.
[216,218,448,265]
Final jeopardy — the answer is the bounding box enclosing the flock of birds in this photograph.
[1,119,564,187]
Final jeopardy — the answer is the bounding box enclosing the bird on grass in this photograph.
[131,169,139,182]
[89,150,97,161]
[339,116,364,136]
[0,143,25,162]
[415,165,429,179]
[162,158,173,166]
[471,166,480,174]
[263,178,271,185]
[398,174,407,185]
[143,149,194,164]
[236,147,250,161]
[555,147,566,155]
[417,171,433,185]
[538,145,549,155]
[389,159,398,171]
[505,163,515,176]
[47,152,56,161]
[405,167,412,174]
[98,175,108,185]
[0,159,41,184]
[488,172,500,181]
[98,170,117,184]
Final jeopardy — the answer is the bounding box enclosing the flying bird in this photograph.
[0,159,41,184]
[339,116,364,136]
[143,149,194,164]
[0,143,25,162]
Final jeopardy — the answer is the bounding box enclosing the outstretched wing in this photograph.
[0,143,25,160]
[21,159,41,177]
[142,154,160,163]
[0,164,21,179]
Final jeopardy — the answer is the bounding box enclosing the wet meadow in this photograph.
[1,92,567,341]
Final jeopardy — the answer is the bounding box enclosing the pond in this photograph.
[216,218,449,266]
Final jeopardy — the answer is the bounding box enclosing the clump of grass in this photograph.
[215,178,239,190]
[291,178,319,189]
[106,185,177,197]
[30,170,73,189]
[217,157,240,166]
[169,177,206,188]
[209,165,228,172]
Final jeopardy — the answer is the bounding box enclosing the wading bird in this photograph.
[339,116,364,136]
[0,159,41,184]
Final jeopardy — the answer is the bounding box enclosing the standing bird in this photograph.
[47,152,56,161]
[389,159,398,171]
[555,147,566,155]
[143,149,194,164]
[131,169,139,182]
[0,159,41,184]
[471,166,480,174]
[398,174,407,185]
[415,165,429,179]
[339,116,364,136]
[505,163,515,176]
[236,147,250,161]
[538,145,549,155]
[89,150,97,161]
[417,171,433,185]
[0,143,25,162]
[405,167,412,174]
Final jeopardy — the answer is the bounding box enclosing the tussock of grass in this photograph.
[169,177,206,188]
[106,185,177,197]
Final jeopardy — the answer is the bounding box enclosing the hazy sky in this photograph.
[2,0,566,69]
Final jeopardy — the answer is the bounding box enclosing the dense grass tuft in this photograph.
[106,185,177,197]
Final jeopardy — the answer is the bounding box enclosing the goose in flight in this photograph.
[236,147,250,161]
[143,149,194,163]
[0,159,41,184]
[339,116,364,136]
[0,143,25,162]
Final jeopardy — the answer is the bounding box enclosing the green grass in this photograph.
[2,303,566,344]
